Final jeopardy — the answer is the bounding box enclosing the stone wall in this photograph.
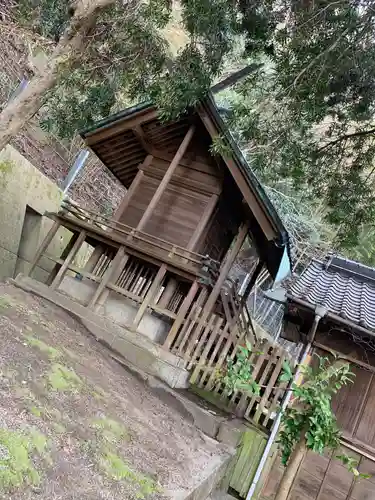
[0,145,84,282]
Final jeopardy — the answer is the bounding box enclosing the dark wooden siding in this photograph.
[120,152,222,248]
[261,445,375,500]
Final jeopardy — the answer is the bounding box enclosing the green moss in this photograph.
[0,296,11,310]
[25,335,61,360]
[30,406,42,418]
[91,417,129,444]
[0,160,13,175]
[0,427,47,491]
[47,364,82,392]
[99,450,159,498]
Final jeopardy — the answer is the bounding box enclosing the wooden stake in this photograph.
[50,231,86,290]
[136,126,195,232]
[163,280,199,350]
[131,264,167,329]
[27,220,60,278]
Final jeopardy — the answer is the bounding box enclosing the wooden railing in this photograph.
[168,280,291,430]
[58,200,217,273]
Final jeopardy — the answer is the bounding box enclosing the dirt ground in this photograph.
[0,283,227,500]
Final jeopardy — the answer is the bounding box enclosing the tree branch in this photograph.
[211,63,263,93]
[317,127,375,152]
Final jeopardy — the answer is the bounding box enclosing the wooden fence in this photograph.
[169,294,291,431]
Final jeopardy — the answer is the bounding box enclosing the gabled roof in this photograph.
[80,94,291,280]
[289,255,375,332]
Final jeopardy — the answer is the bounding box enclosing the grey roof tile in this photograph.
[289,256,375,331]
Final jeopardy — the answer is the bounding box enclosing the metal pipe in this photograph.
[245,308,326,500]
[62,149,89,195]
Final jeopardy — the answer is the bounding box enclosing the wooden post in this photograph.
[50,231,86,290]
[202,223,248,317]
[84,245,104,273]
[26,220,60,278]
[131,264,167,329]
[163,280,199,350]
[158,277,178,309]
[88,246,127,309]
[187,193,219,251]
[112,158,151,222]
[136,126,195,232]
[190,223,248,342]
[47,230,79,286]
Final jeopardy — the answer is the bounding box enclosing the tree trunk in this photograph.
[274,437,307,500]
[0,0,114,152]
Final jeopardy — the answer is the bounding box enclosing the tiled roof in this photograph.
[289,255,375,332]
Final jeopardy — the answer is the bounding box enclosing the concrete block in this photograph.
[165,452,233,500]
[0,145,88,281]
[217,419,248,448]
[0,247,17,281]
[60,276,171,344]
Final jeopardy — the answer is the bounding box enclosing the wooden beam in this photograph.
[187,194,219,251]
[131,264,167,329]
[47,231,79,286]
[132,125,153,153]
[26,220,60,278]
[88,246,127,309]
[136,125,195,232]
[112,157,152,222]
[50,231,86,290]
[163,280,199,350]
[198,109,276,241]
[84,109,158,145]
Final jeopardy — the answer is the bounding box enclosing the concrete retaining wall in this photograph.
[0,145,89,282]
[59,275,171,344]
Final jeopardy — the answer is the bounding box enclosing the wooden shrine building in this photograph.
[261,255,375,500]
[18,95,291,398]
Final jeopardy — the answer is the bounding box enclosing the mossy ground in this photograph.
[0,428,47,491]
[47,363,83,392]
[0,283,226,499]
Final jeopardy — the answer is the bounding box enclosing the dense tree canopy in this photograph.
[3,0,375,257]
[220,0,375,253]
[7,0,278,140]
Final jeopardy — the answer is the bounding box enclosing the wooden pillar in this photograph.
[47,230,79,286]
[26,220,60,278]
[84,245,104,273]
[187,193,219,251]
[88,246,127,310]
[50,231,86,290]
[136,125,195,232]
[158,277,178,309]
[131,264,167,329]
[112,159,150,222]
[163,280,200,350]
[201,223,248,319]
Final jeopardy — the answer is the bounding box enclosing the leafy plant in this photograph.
[279,356,354,465]
[220,348,363,498]
[336,453,371,480]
